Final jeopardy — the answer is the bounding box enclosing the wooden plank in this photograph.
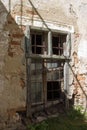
[25,25,31,56]
[27,54,71,61]
[30,26,70,34]
[48,31,52,56]
[26,58,32,118]
[42,60,47,110]
[64,62,69,109]
[63,33,71,57]
[25,26,32,118]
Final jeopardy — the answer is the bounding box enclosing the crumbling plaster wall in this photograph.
[0,0,87,116]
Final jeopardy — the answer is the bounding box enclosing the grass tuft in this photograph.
[27,107,87,130]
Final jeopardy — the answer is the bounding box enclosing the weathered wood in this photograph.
[63,33,71,109]
[64,62,69,109]
[64,33,71,57]
[25,25,31,56]
[27,54,71,61]
[26,58,32,118]
[30,26,70,34]
[25,26,32,118]
[48,31,52,56]
[42,60,47,110]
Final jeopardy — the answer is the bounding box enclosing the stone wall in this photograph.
[0,0,87,116]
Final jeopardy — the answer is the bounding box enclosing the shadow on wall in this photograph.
[0,0,26,116]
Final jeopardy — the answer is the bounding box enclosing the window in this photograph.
[26,29,69,106]
[47,61,64,81]
[47,81,61,101]
[52,34,66,55]
[31,61,43,103]
[31,31,47,54]
[31,82,43,103]
[47,61,64,101]
[30,30,67,56]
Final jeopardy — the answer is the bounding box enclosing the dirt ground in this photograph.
[0,102,65,130]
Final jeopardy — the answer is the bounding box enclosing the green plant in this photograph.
[67,106,84,120]
[75,105,84,113]
[27,121,48,130]
[27,124,36,130]
[27,106,87,130]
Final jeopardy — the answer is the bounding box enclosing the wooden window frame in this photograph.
[25,26,71,117]
[30,31,47,55]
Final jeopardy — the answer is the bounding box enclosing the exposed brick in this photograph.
[11,41,21,45]
[8,20,13,24]
[75,33,80,38]
[20,78,25,89]
[12,33,24,38]
[77,75,85,81]
[8,51,13,57]
[26,10,37,15]
[19,25,26,31]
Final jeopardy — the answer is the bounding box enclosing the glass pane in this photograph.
[47,81,61,101]
[53,48,59,55]
[31,34,35,45]
[31,62,42,70]
[31,82,43,103]
[52,36,59,47]
[47,63,58,69]
[36,47,42,54]
[36,34,42,45]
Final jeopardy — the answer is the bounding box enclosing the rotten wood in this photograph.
[25,25,32,118]
[26,58,32,118]
[27,54,70,60]
[48,31,52,56]
[42,59,47,110]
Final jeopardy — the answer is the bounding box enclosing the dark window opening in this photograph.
[31,33,45,54]
[53,48,59,55]
[52,34,66,55]
[36,47,42,54]
[29,30,66,105]
[36,35,42,45]
[32,34,35,45]
[47,81,61,101]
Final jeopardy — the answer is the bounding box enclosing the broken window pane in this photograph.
[47,81,61,101]
[31,82,43,103]
[31,33,45,54]
[52,34,66,55]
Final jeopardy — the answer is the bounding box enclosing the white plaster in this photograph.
[1,0,21,11]
[15,15,74,33]
[78,39,87,59]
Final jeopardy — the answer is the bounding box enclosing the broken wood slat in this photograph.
[42,60,47,110]
[31,68,64,75]
[27,54,70,60]
[26,58,32,118]
[25,25,32,118]
[48,31,52,56]
[25,25,31,56]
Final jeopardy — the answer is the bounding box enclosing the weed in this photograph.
[27,121,48,130]
[27,107,87,130]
